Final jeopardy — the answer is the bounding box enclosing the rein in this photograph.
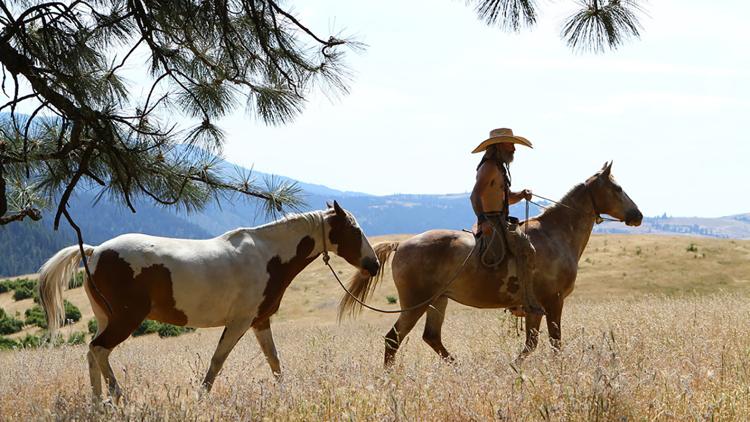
[529,186,622,224]
[319,214,475,314]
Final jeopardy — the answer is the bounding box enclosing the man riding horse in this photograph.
[470,128,544,316]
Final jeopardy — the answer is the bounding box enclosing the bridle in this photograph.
[528,183,623,224]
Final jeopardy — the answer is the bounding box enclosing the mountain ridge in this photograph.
[1,148,748,276]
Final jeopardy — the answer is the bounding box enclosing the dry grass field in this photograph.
[1,234,750,420]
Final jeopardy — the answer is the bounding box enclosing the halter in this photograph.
[319,212,331,265]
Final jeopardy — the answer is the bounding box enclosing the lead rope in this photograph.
[510,198,531,336]
[320,215,476,314]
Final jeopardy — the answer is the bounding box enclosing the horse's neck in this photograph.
[228,212,325,258]
[538,185,597,259]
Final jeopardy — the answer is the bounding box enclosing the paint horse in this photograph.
[339,162,642,366]
[39,201,379,401]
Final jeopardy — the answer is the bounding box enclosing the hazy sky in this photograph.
[7,1,747,218]
[213,0,749,218]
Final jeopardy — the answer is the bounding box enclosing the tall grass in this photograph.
[1,294,749,420]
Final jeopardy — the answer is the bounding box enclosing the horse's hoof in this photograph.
[442,355,457,365]
[513,352,531,366]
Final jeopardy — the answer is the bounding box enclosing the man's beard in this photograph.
[498,148,514,164]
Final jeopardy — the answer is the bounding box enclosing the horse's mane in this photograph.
[535,183,588,220]
[220,210,324,239]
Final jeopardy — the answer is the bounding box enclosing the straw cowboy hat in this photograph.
[471,128,533,153]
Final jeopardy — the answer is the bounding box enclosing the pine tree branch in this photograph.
[53,143,95,230]
[0,208,42,225]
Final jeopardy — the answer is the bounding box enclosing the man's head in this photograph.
[472,128,532,161]
[494,143,515,164]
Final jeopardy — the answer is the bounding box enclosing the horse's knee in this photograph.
[524,331,540,351]
[384,328,400,367]
[385,327,400,350]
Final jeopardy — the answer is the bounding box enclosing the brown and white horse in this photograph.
[339,162,642,366]
[38,201,378,401]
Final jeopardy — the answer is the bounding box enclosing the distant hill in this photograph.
[0,191,212,276]
[1,148,748,276]
[594,214,750,239]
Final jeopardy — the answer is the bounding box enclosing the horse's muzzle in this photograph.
[625,209,643,227]
[361,256,380,277]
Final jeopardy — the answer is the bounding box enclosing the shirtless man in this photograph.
[470,128,545,316]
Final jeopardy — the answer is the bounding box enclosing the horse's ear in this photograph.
[333,200,344,215]
[602,161,613,177]
[326,201,333,209]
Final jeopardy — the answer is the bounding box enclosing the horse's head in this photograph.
[586,161,643,226]
[324,201,380,277]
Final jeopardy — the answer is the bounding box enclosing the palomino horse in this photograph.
[39,201,379,401]
[339,162,642,366]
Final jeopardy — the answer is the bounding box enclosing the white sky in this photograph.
[6,1,748,218]
[215,0,749,218]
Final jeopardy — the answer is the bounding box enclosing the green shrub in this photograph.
[386,295,398,304]
[687,243,698,252]
[132,319,160,337]
[67,331,87,345]
[20,333,42,348]
[63,300,81,324]
[26,301,81,328]
[157,323,195,338]
[24,305,47,329]
[88,319,98,336]
[7,278,37,291]
[0,281,10,294]
[0,336,20,350]
[132,320,195,338]
[13,286,34,301]
[68,271,84,289]
[0,310,24,335]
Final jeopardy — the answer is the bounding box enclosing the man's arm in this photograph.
[508,189,533,205]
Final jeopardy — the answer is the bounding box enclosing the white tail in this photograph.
[38,244,95,336]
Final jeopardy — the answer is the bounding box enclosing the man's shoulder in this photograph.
[477,158,502,171]
[477,159,504,176]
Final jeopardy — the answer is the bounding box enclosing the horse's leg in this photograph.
[545,296,564,351]
[86,312,106,400]
[252,319,281,376]
[90,311,146,403]
[202,319,253,391]
[87,348,103,399]
[422,296,454,362]
[516,313,543,362]
[384,306,428,368]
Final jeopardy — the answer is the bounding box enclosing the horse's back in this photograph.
[392,230,474,286]
[89,233,225,272]
[86,233,250,327]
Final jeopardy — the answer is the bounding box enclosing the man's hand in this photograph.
[520,189,533,201]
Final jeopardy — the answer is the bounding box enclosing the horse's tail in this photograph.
[337,241,400,321]
[38,244,95,337]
